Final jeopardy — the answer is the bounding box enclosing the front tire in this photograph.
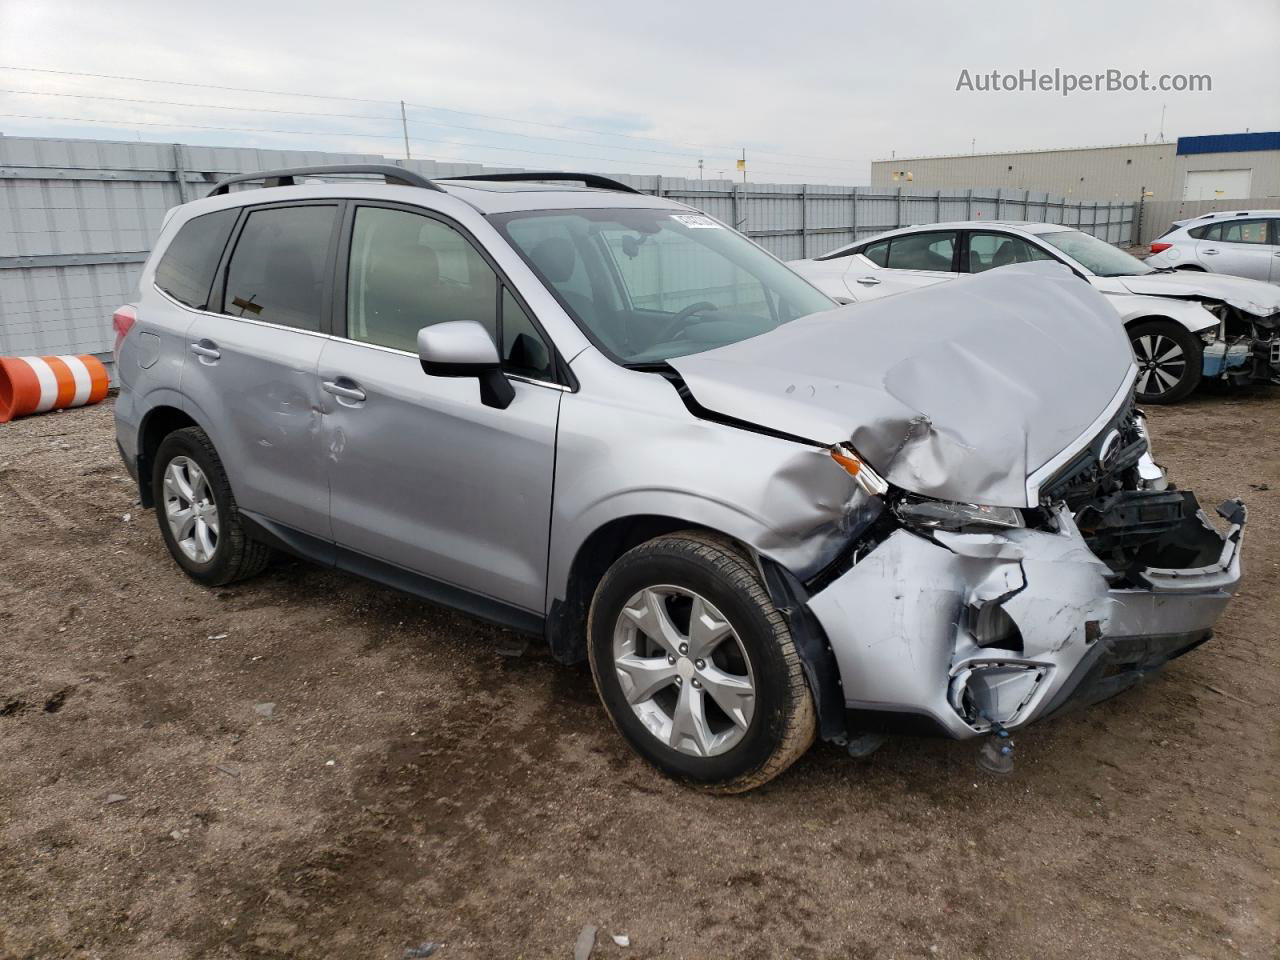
[587,532,816,793]
[152,426,272,586]
[1129,320,1202,404]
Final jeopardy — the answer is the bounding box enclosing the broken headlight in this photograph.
[895,498,1025,532]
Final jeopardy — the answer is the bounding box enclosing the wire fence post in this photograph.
[400,101,411,160]
[966,188,974,220]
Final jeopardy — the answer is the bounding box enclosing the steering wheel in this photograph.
[653,301,719,343]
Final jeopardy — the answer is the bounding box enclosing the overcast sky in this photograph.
[1,0,1277,184]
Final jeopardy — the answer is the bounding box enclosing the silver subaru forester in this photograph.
[113,165,1246,791]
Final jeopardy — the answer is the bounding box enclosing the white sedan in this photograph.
[789,221,1280,404]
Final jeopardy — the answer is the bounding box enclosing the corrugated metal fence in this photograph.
[0,135,1135,369]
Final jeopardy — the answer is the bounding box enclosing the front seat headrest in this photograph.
[529,236,578,284]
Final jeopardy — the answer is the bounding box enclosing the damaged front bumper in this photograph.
[805,496,1245,739]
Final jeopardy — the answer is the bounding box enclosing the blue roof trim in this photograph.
[1177,132,1280,156]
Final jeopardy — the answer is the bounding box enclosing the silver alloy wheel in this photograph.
[612,585,756,757]
[1132,332,1186,398]
[163,456,220,563]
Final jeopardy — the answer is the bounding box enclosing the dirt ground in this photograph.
[1,394,1276,960]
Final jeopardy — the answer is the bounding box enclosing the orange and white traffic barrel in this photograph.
[0,355,111,423]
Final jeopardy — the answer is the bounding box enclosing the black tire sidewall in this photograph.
[152,430,235,585]
[589,546,796,787]
[1129,320,1202,404]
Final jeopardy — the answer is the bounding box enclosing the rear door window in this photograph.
[222,205,338,331]
[861,240,889,266]
[883,232,957,271]
[967,232,1055,273]
[154,208,239,309]
[1218,219,1270,244]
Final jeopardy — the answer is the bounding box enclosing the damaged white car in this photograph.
[789,221,1280,404]
[116,169,1246,793]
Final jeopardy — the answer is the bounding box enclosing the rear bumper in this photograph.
[806,496,1245,739]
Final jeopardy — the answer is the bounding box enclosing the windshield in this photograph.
[492,208,835,364]
[1038,229,1155,277]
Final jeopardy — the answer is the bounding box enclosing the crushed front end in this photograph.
[1199,301,1280,386]
[803,402,1246,740]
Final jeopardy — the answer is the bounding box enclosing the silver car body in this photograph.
[116,180,1246,743]
[789,221,1280,386]
[1146,210,1280,282]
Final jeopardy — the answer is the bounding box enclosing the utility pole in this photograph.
[400,100,411,160]
[698,158,704,180]
[740,147,747,184]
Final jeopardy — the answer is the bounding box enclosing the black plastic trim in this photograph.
[759,557,847,744]
[239,512,545,636]
[1037,629,1213,721]
[208,164,442,197]
[447,172,642,194]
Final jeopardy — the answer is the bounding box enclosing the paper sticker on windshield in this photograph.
[670,214,721,229]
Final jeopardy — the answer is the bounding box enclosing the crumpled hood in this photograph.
[1113,271,1280,318]
[668,262,1135,508]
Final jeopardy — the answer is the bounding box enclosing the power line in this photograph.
[0,63,859,168]
[0,112,837,178]
[1,87,849,172]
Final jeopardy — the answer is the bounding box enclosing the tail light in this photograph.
[112,305,137,364]
[1149,242,1173,254]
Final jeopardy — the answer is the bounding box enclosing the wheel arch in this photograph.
[546,513,717,665]
[136,404,202,506]
[545,511,849,744]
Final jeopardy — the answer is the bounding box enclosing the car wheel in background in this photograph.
[152,426,272,586]
[588,531,816,793]
[1128,320,1203,404]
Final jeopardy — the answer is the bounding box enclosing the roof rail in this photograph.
[208,164,442,197]
[446,172,643,195]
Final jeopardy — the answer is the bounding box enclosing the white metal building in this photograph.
[871,132,1280,203]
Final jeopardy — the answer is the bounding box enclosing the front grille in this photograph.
[1039,401,1145,511]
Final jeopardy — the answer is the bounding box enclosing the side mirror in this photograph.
[417,321,514,410]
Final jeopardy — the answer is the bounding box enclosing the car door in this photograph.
[319,202,562,615]
[843,231,960,300]
[1199,218,1273,280]
[181,201,339,539]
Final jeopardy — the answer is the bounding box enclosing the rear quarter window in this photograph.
[154,208,239,309]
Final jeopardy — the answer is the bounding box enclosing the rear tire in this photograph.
[152,427,272,586]
[1129,320,1202,404]
[587,531,816,793]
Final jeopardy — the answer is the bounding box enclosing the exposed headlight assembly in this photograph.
[895,498,1024,532]
[829,444,889,496]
